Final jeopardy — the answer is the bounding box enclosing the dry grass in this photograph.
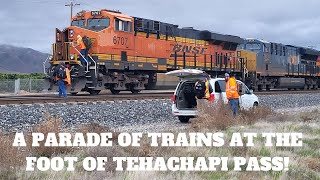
[0,133,24,168]
[27,114,74,157]
[77,122,119,145]
[239,106,273,125]
[300,113,312,122]
[191,100,273,131]
[299,109,319,123]
[191,100,233,130]
[305,158,320,172]
[0,107,320,180]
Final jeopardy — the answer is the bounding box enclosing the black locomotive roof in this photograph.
[199,30,244,44]
[133,17,243,44]
[299,47,320,56]
[287,45,320,56]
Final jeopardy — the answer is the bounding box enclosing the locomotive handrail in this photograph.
[88,55,97,78]
[68,42,89,72]
[237,58,249,78]
[43,54,52,75]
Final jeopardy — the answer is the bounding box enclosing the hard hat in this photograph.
[225,73,230,77]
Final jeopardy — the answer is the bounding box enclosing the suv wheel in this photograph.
[178,116,190,123]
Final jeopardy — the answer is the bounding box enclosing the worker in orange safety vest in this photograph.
[74,35,88,66]
[225,73,240,117]
[53,62,71,98]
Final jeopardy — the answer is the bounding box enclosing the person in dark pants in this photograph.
[53,62,67,98]
[57,78,67,98]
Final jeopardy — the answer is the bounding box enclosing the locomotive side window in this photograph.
[135,18,143,30]
[71,20,86,28]
[246,43,262,54]
[238,44,244,49]
[115,19,133,32]
[263,44,269,53]
[154,21,160,31]
[87,18,110,31]
[246,43,261,50]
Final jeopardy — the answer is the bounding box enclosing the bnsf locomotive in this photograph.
[46,9,320,94]
[46,9,244,95]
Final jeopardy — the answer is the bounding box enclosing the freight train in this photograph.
[45,9,320,94]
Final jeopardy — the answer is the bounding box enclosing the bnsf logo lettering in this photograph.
[172,44,207,54]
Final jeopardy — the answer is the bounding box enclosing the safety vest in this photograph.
[77,37,86,50]
[226,77,240,100]
[203,81,210,99]
[56,68,71,86]
[195,80,211,99]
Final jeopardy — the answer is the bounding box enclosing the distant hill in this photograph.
[0,44,48,73]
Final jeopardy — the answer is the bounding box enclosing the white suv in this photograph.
[166,69,259,123]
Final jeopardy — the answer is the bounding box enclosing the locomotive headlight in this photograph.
[56,32,60,41]
[69,29,74,38]
[70,54,75,60]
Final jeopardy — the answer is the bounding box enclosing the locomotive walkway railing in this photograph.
[43,54,52,75]
[238,58,249,81]
[69,42,97,78]
[69,43,89,72]
[88,55,97,78]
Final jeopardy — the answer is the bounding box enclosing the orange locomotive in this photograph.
[47,9,244,94]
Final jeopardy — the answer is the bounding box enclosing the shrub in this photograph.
[27,114,74,157]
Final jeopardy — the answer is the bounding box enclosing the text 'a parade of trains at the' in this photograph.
[45,8,320,95]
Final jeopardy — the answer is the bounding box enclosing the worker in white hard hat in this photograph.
[73,35,87,66]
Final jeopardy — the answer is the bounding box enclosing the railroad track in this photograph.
[0,92,173,105]
[1,90,320,105]
[254,90,320,95]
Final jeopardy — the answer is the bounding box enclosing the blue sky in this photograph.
[1,0,320,52]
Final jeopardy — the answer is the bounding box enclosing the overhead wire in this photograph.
[80,1,101,10]
[14,0,67,3]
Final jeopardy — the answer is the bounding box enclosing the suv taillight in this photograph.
[171,95,176,103]
[209,94,215,102]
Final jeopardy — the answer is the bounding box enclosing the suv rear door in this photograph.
[165,69,210,80]
[236,81,255,109]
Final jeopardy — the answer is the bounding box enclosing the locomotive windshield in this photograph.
[87,18,110,31]
[71,20,86,28]
[246,43,261,50]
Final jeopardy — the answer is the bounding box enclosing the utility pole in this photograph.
[65,0,80,25]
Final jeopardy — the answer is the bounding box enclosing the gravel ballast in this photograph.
[1,93,320,131]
